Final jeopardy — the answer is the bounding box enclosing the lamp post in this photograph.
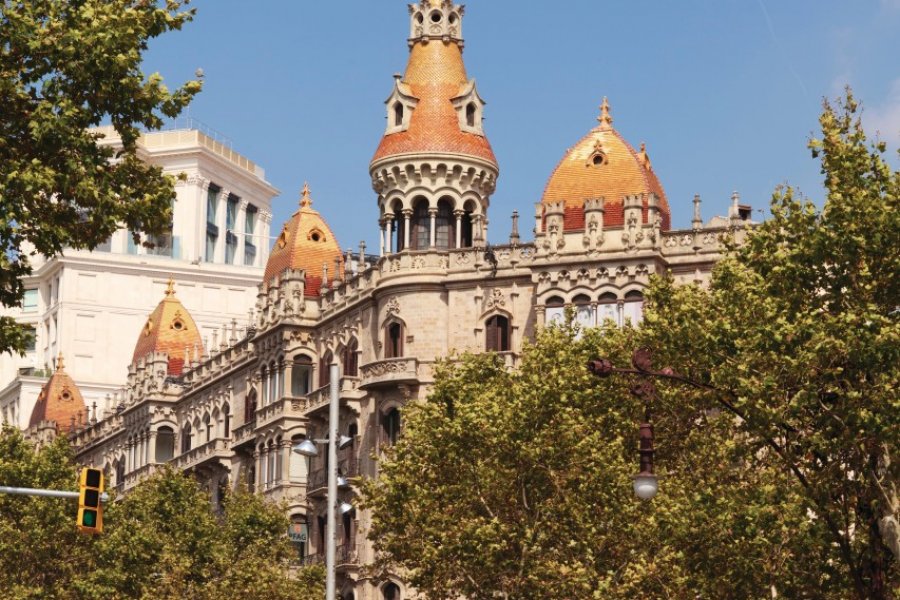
[588,348,669,500]
[292,363,353,600]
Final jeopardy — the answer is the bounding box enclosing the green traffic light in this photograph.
[82,510,97,527]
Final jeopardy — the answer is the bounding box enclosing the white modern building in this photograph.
[0,125,278,429]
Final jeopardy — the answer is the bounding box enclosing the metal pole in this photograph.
[326,362,339,600]
[0,486,109,502]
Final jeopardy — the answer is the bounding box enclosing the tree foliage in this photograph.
[0,0,202,354]
[637,91,899,598]
[363,326,834,599]
[0,426,323,599]
[363,92,898,599]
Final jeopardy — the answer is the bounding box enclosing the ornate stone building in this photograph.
[30,1,755,599]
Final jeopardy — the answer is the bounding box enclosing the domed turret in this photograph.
[541,98,671,231]
[132,280,204,376]
[28,354,86,432]
[263,183,344,296]
[370,0,498,254]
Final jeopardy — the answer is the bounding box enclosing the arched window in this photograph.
[222,403,231,438]
[156,426,175,462]
[460,208,474,247]
[485,315,510,352]
[623,291,644,325]
[466,102,477,127]
[203,413,212,442]
[245,389,258,422]
[268,361,280,404]
[383,582,402,600]
[393,207,405,252]
[319,351,333,388]
[267,441,276,486]
[545,296,565,326]
[573,294,594,330]
[274,436,283,484]
[181,423,192,453]
[115,459,125,487]
[385,322,403,359]
[383,408,401,446]
[435,198,454,250]
[292,355,313,396]
[260,366,269,405]
[597,293,618,326]
[411,198,429,250]
[393,102,403,127]
[342,340,358,377]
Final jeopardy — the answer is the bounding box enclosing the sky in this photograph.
[143,0,900,251]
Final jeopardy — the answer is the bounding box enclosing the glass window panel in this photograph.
[545,306,565,326]
[597,303,618,326]
[23,289,38,312]
[623,300,644,325]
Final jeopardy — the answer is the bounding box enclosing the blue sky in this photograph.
[144,1,900,250]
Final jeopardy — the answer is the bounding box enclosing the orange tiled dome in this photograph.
[371,34,497,166]
[541,98,671,231]
[132,281,204,376]
[263,183,344,296]
[28,355,87,432]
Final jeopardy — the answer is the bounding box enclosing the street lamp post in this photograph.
[292,363,353,600]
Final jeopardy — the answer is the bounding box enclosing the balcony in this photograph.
[298,544,358,568]
[173,437,232,471]
[307,453,360,495]
[255,396,308,428]
[359,357,419,389]
[232,419,256,446]
[123,463,161,491]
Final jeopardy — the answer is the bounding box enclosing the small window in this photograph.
[545,296,565,326]
[591,153,606,166]
[319,351,333,388]
[385,323,403,359]
[393,102,404,127]
[343,340,359,377]
[623,291,644,325]
[383,408,401,446]
[245,389,258,422]
[23,289,38,312]
[383,582,402,600]
[23,326,36,352]
[466,102,477,127]
[485,315,510,352]
[292,355,313,396]
[430,11,442,23]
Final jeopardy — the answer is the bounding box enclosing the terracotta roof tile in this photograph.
[541,108,671,231]
[132,281,204,376]
[372,41,496,165]
[28,355,86,432]
[263,185,344,296]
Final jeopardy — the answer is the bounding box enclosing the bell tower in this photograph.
[370,0,499,255]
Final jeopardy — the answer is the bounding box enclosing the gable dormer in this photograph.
[451,79,485,136]
[384,74,419,135]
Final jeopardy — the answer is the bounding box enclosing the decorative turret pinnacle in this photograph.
[165,278,175,297]
[300,182,313,208]
[408,0,464,48]
[56,352,65,371]
[598,97,613,128]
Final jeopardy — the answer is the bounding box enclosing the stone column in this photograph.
[402,209,412,250]
[149,430,158,464]
[385,218,393,254]
[253,450,261,493]
[379,221,385,257]
[429,208,437,248]
[454,210,463,248]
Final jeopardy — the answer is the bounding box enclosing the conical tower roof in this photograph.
[263,183,344,296]
[371,1,496,167]
[541,98,670,231]
[132,280,204,376]
[28,354,86,432]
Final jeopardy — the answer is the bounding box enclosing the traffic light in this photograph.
[77,467,104,534]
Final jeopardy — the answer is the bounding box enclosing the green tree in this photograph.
[0,0,202,355]
[0,427,323,599]
[363,326,834,599]
[633,91,899,598]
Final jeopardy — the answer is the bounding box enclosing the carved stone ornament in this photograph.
[361,359,413,378]
[386,297,401,316]
[664,236,678,248]
[485,288,506,311]
[703,232,717,245]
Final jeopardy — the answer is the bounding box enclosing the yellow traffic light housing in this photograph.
[77,467,104,534]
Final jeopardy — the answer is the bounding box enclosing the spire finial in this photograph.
[56,353,65,371]
[165,278,176,297]
[598,97,613,128]
[300,182,312,208]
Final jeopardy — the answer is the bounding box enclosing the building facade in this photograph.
[27,2,755,599]
[1,125,278,429]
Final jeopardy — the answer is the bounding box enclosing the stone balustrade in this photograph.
[172,437,232,470]
[359,357,419,389]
